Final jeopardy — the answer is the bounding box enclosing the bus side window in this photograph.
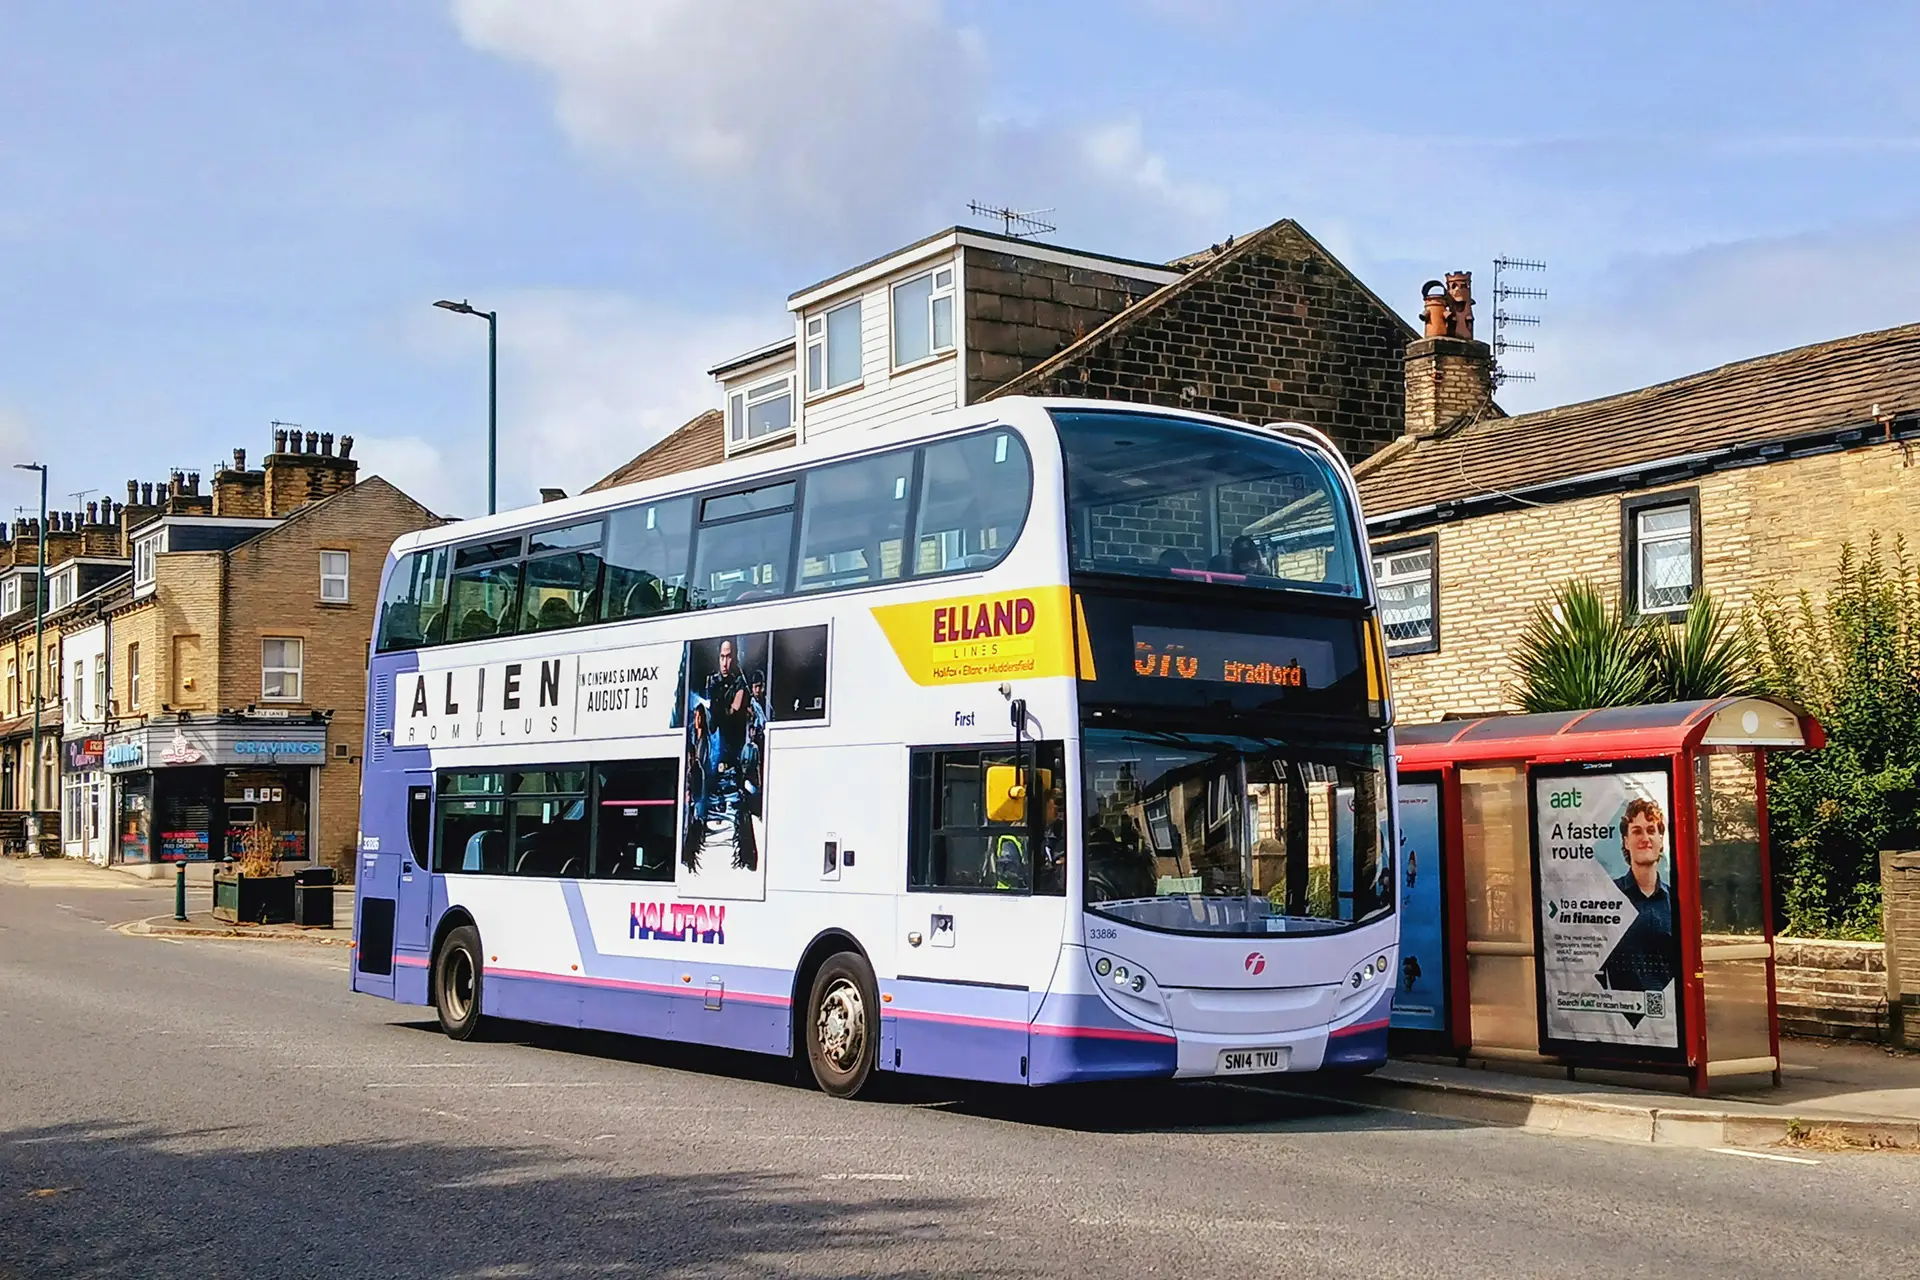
[406,786,431,867]
[603,499,693,622]
[376,547,449,653]
[589,760,677,881]
[446,537,524,643]
[914,432,1030,576]
[795,448,915,592]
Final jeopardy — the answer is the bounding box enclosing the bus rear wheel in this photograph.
[433,924,488,1042]
[805,952,879,1099]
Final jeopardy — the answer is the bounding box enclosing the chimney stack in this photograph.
[1404,271,1495,440]
[262,423,358,516]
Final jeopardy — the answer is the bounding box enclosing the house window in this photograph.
[1623,489,1700,618]
[93,655,106,719]
[71,660,83,720]
[320,550,350,602]
[1,577,18,616]
[262,638,303,701]
[5,657,14,715]
[134,534,160,586]
[892,267,955,367]
[726,376,794,451]
[1372,536,1438,654]
[127,643,141,710]
[48,571,73,612]
[805,299,862,395]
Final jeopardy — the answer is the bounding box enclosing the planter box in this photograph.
[211,872,297,925]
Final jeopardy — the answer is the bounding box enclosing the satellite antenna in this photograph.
[967,200,1057,239]
[1491,256,1546,386]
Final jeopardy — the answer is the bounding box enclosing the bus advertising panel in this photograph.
[1531,765,1683,1057]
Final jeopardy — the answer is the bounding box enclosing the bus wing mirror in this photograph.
[986,765,1052,824]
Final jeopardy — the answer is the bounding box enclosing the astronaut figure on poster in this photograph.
[681,635,770,882]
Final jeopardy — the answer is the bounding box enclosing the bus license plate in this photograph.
[1217,1048,1287,1075]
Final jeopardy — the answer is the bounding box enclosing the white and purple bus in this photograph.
[351,397,1398,1097]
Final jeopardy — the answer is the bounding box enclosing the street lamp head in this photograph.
[434,299,475,315]
[13,463,45,473]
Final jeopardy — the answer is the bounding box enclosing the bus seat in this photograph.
[462,829,505,873]
[458,609,496,640]
[536,596,579,630]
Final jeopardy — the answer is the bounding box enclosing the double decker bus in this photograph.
[351,397,1397,1097]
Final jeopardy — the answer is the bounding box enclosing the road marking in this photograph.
[1711,1147,1821,1165]
[366,1081,605,1089]
[821,1173,910,1182]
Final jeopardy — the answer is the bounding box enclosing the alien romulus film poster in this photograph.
[1533,768,1682,1054]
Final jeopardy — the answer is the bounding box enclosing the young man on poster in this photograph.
[1598,798,1676,998]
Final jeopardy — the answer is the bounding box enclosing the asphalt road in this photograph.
[3,866,1917,1279]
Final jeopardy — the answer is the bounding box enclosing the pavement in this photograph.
[7,855,1920,1277]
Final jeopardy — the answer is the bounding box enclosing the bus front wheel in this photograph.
[433,925,489,1041]
[805,952,879,1099]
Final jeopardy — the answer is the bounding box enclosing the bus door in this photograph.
[892,746,1067,1085]
[392,772,436,1002]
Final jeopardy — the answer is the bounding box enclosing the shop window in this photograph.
[320,551,350,603]
[1372,535,1438,655]
[1623,489,1700,619]
[907,742,1066,894]
[262,638,303,701]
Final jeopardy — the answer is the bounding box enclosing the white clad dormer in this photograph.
[710,338,797,459]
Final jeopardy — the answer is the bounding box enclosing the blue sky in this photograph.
[3,1,1918,519]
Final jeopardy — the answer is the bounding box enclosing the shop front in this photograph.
[104,718,327,865]
[61,734,110,864]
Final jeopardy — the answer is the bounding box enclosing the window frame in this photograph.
[906,740,1067,896]
[1,576,18,616]
[726,374,797,453]
[1370,533,1439,656]
[890,266,957,371]
[432,760,677,882]
[805,298,863,397]
[134,532,162,587]
[1621,488,1701,622]
[319,550,350,603]
[261,636,304,702]
[48,569,75,612]
[127,643,140,710]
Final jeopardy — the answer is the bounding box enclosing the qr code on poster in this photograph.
[1644,991,1666,1018]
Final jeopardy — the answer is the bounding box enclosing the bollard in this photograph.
[174,862,188,922]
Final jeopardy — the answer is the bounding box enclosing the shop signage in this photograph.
[64,737,105,771]
[105,741,144,768]
[234,739,325,757]
[159,731,205,766]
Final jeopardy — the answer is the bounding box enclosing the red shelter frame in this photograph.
[1392,697,1824,1094]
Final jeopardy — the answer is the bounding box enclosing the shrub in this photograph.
[1751,535,1920,938]
[1514,582,1751,712]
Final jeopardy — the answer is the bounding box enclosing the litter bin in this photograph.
[293,867,335,928]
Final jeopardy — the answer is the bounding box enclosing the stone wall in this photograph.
[1382,439,1920,723]
[1775,938,1888,1041]
[987,221,1415,466]
[1883,849,1920,1049]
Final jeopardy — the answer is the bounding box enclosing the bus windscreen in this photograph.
[1051,408,1361,597]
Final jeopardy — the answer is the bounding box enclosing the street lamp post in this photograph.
[13,463,46,852]
[433,299,498,515]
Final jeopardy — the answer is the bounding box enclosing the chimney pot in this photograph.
[126,480,138,504]
[274,428,288,453]
[233,448,246,471]
[320,432,334,456]
[141,482,154,505]
[305,430,319,455]
[339,434,354,460]
[188,471,200,494]
[87,501,98,524]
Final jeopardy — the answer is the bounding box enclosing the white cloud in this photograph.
[449,0,1223,250]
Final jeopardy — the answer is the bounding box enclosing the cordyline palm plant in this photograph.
[1513,581,1753,713]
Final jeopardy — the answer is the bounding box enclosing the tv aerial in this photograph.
[1491,256,1547,386]
[967,200,1057,239]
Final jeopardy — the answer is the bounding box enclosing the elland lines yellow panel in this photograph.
[870,585,1075,686]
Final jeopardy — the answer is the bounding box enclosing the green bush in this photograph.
[1514,582,1751,713]
[1751,535,1920,938]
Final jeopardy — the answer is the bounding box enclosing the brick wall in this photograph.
[221,479,437,877]
[988,221,1414,466]
[1775,937,1888,1041]
[964,250,1165,403]
[1382,440,1920,723]
[1883,849,1920,1049]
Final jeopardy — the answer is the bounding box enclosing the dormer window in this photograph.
[134,532,162,587]
[0,577,18,616]
[805,299,862,395]
[727,376,795,451]
[892,267,955,367]
[47,569,75,612]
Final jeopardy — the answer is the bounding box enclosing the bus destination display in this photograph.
[1132,625,1338,689]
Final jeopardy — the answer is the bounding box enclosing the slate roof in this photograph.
[1356,321,1920,519]
[587,410,727,492]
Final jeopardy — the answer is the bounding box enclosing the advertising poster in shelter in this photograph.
[1390,781,1448,1034]
[672,625,830,901]
[1533,767,1682,1055]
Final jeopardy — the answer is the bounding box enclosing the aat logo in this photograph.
[1244,952,1266,976]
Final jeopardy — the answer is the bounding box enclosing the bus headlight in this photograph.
[1094,957,1112,977]
[1085,949,1170,1027]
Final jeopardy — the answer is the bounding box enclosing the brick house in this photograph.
[1355,295,1920,724]
[591,218,1417,489]
[5,431,439,875]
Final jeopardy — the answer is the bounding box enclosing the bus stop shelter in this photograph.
[1387,696,1825,1094]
